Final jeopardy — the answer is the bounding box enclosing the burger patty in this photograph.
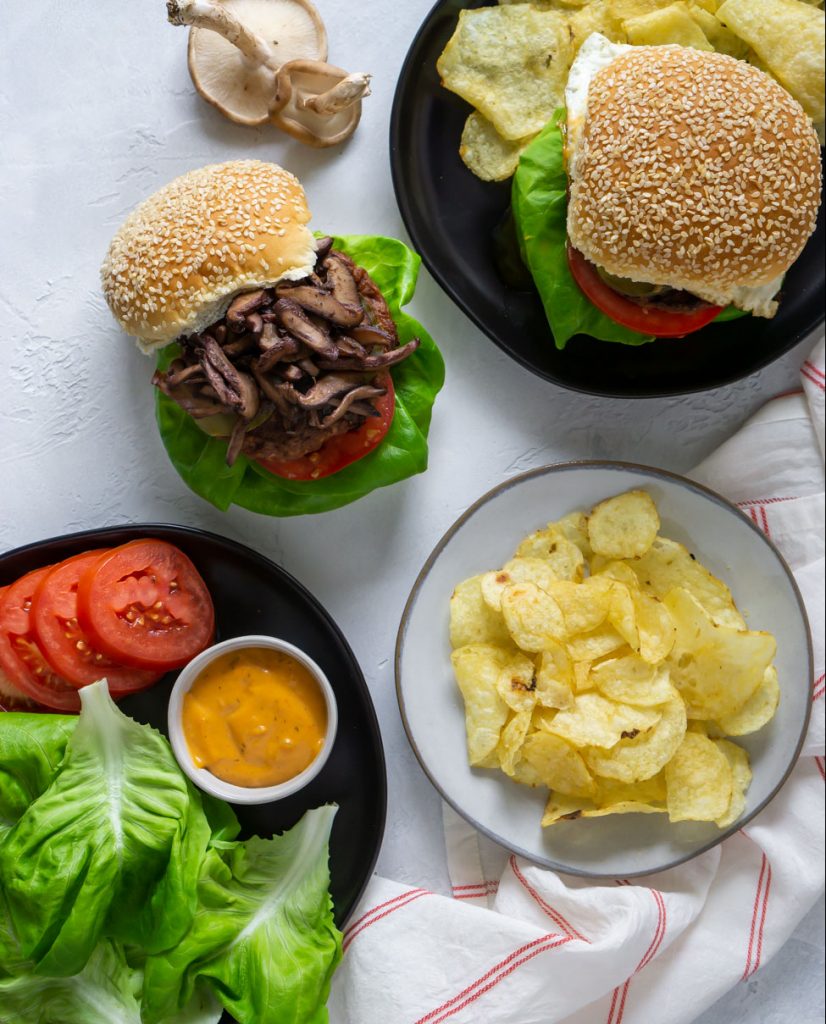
[153,242,419,466]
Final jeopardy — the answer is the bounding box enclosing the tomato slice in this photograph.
[77,540,215,671]
[0,585,39,711]
[566,245,723,338]
[257,376,395,481]
[0,569,82,711]
[32,552,164,693]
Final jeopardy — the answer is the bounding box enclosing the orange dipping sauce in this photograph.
[182,647,328,788]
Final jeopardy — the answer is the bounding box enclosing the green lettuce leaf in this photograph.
[0,942,144,1024]
[142,806,342,1024]
[0,681,212,976]
[512,110,751,349]
[0,941,223,1024]
[155,235,445,516]
[0,714,75,843]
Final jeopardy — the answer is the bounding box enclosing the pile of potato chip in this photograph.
[449,490,780,828]
[437,0,825,182]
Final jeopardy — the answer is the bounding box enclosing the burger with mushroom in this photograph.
[513,34,822,346]
[101,161,443,514]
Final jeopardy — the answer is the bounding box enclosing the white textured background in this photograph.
[1,2,823,1021]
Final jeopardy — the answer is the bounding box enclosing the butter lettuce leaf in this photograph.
[155,235,444,516]
[0,713,75,843]
[142,806,342,1024]
[0,681,211,976]
[0,941,222,1024]
[512,110,750,350]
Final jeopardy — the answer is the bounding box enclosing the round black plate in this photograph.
[390,0,826,397]
[0,525,386,1023]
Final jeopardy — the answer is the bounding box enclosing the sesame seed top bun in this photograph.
[567,46,822,316]
[101,160,317,352]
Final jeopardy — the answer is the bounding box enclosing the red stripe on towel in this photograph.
[415,934,573,1024]
[509,856,589,942]
[343,889,430,952]
[742,854,771,980]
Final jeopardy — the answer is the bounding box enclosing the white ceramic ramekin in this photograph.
[168,635,338,805]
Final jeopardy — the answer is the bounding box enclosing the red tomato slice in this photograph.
[0,585,39,711]
[0,569,82,711]
[77,540,215,671]
[257,376,395,481]
[567,245,723,338]
[32,552,164,693]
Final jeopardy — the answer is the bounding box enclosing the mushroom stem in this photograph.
[299,72,372,115]
[166,0,279,71]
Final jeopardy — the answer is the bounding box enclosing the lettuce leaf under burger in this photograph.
[155,234,444,517]
[512,110,749,351]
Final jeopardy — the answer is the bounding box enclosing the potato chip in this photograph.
[460,111,532,182]
[713,739,752,827]
[541,773,667,824]
[592,656,676,706]
[450,575,511,648]
[587,490,661,560]
[633,590,677,664]
[551,511,594,560]
[593,559,641,590]
[501,582,568,652]
[522,731,596,795]
[515,527,586,581]
[688,4,749,55]
[498,709,534,775]
[574,660,594,692]
[665,588,776,720]
[716,665,780,736]
[570,0,627,45]
[603,579,640,649]
[482,558,561,612]
[624,1,716,46]
[665,732,733,822]
[536,643,576,709]
[716,0,825,125]
[598,771,668,805]
[437,6,574,140]
[500,0,593,11]
[508,756,545,786]
[625,536,746,629]
[585,695,687,782]
[609,0,702,18]
[546,578,610,635]
[497,652,540,713]
[566,624,627,662]
[540,692,661,748]
[451,644,515,765]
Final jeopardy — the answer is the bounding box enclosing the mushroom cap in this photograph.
[101,160,318,352]
[188,0,328,126]
[271,60,365,147]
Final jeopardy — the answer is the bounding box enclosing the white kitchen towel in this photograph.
[330,343,825,1024]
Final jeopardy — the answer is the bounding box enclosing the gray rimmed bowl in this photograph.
[395,462,812,878]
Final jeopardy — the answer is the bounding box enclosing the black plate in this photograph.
[0,525,386,1023]
[390,0,826,397]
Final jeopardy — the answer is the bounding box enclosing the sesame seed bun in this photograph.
[101,160,317,352]
[567,45,822,317]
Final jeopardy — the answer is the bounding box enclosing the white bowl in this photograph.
[168,635,339,805]
[396,462,813,877]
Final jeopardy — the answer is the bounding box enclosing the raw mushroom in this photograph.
[271,60,372,147]
[167,0,328,126]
